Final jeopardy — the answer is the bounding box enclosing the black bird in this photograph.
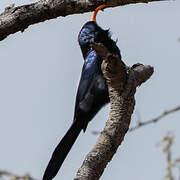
[43,5,121,180]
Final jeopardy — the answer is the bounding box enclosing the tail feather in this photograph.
[43,121,82,180]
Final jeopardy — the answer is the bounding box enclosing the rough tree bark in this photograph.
[74,42,154,179]
[0,0,166,41]
[1,0,156,179]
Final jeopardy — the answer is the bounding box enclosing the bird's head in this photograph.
[78,5,107,58]
[78,5,121,59]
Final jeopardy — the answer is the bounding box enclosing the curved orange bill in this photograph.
[91,5,106,22]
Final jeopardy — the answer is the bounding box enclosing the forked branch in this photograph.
[74,42,154,179]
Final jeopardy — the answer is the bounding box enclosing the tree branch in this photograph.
[130,106,180,131]
[0,0,166,41]
[0,170,36,180]
[74,42,153,180]
[158,133,180,180]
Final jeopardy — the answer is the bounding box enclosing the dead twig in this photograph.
[0,170,36,180]
[158,133,180,180]
[129,106,180,132]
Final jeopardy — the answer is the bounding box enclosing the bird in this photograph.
[42,5,122,180]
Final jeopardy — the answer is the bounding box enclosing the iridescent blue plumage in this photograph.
[74,49,109,131]
[73,21,121,132]
[43,21,121,180]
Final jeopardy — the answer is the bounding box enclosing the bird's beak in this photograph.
[91,5,106,22]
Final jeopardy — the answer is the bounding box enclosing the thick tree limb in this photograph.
[0,0,166,41]
[74,42,153,180]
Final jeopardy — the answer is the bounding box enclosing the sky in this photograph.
[0,0,180,180]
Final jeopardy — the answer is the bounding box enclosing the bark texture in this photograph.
[0,0,166,41]
[74,42,154,180]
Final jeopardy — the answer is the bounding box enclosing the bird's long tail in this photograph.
[42,121,82,180]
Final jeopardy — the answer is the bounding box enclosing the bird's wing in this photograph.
[73,51,101,118]
[74,64,97,113]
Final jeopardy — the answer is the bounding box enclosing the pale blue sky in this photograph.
[0,1,180,180]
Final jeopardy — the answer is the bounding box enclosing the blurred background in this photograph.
[0,0,180,179]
